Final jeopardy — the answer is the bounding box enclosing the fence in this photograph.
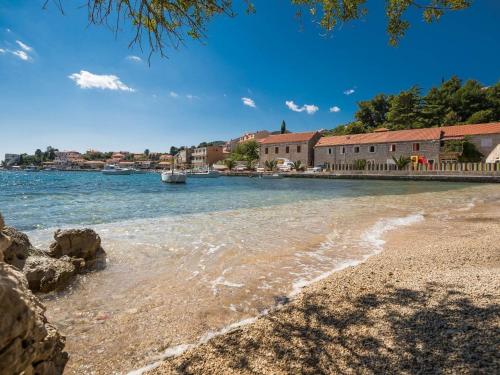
[327,161,500,175]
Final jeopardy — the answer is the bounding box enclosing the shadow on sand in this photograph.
[170,282,499,374]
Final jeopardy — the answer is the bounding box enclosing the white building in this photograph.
[4,154,20,167]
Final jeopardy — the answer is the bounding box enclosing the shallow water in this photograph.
[1,171,497,374]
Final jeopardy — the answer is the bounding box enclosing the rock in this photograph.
[48,229,106,271]
[23,256,76,293]
[0,215,10,262]
[2,226,37,270]
[0,263,68,374]
[0,214,68,374]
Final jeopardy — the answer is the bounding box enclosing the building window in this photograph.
[275,147,279,154]
[297,145,301,153]
[369,145,376,153]
[340,146,345,154]
[265,147,268,155]
[412,143,420,152]
[286,146,290,153]
[390,144,396,152]
[354,146,360,153]
[328,148,332,155]
[481,138,492,147]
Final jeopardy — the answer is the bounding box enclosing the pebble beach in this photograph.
[148,196,500,374]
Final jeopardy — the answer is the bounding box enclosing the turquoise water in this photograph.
[0,172,463,230]
[0,171,470,231]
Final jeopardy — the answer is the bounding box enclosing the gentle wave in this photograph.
[127,212,425,375]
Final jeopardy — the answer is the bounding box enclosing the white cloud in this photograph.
[186,94,199,100]
[126,55,142,62]
[285,100,319,115]
[12,50,29,61]
[169,91,179,98]
[344,88,355,95]
[68,70,134,92]
[0,48,5,54]
[15,40,32,52]
[329,106,341,113]
[242,97,256,108]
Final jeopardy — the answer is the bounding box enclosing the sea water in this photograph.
[0,171,494,374]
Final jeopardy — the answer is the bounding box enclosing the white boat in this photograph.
[188,170,221,178]
[25,165,39,172]
[131,168,147,174]
[161,170,187,183]
[102,165,132,175]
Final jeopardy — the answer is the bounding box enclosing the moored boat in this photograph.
[187,170,221,178]
[25,165,40,172]
[102,165,132,175]
[161,170,187,183]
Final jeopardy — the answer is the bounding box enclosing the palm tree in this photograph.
[224,158,236,171]
[264,159,277,171]
[392,155,411,170]
[292,160,304,171]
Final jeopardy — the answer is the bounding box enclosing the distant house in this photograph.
[54,151,82,166]
[315,122,500,168]
[225,130,271,153]
[191,146,225,168]
[4,154,20,167]
[175,149,192,168]
[259,131,322,167]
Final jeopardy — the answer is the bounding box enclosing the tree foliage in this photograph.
[392,155,411,170]
[329,77,500,136]
[264,159,278,171]
[231,139,260,162]
[77,0,472,58]
[280,120,287,135]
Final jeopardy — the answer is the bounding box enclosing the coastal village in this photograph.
[4,121,500,173]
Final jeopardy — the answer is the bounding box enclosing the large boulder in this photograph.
[23,256,77,293]
[48,229,106,271]
[0,215,10,262]
[2,226,36,269]
[0,214,68,374]
[0,263,68,374]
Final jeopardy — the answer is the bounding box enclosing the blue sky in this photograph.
[0,1,499,156]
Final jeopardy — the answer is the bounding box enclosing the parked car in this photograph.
[305,166,322,173]
[277,161,294,172]
[235,165,247,171]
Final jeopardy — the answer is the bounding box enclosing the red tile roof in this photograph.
[260,131,319,144]
[441,122,500,138]
[316,122,500,147]
[316,128,441,147]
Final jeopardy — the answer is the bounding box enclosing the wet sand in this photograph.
[148,197,500,374]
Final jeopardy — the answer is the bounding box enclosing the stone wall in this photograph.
[259,134,321,167]
[315,140,441,167]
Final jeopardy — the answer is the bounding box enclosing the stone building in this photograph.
[315,122,500,168]
[259,131,322,167]
[191,146,225,168]
[175,149,192,168]
[225,130,271,153]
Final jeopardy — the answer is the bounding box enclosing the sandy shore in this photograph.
[147,197,500,374]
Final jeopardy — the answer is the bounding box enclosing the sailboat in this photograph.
[161,160,186,183]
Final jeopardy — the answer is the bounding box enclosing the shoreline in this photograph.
[145,197,500,374]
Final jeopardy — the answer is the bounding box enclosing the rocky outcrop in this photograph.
[0,214,68,374]
[2,226,106,293]
[2,226,36,269]
[48,229,106,271]
[23,256,77,293]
